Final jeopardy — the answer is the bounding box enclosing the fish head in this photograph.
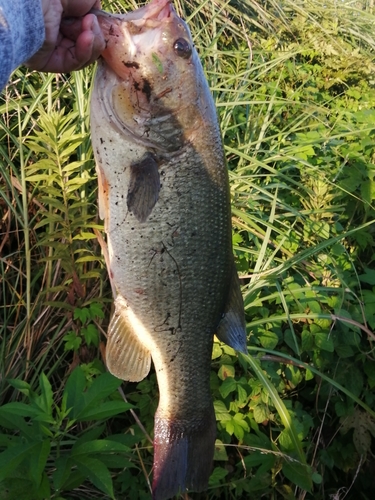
[95,0,212,152]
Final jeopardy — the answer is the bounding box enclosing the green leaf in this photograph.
[312,472,323,484]
[335,344,354,358]
[74,456,114,498]
[0,408,36,438]
[314,332,334,352]
[0,402,40,418]
[231,414,250,440]
[301,330,314,352]
[208,466,228,486]
[361,179,375,205]
[282,459,312,492]
[53,456,73,491]
[98,454,134,469]
[258,330,279,349]
[253,404,269,423]
[36,472,51,500]
[71,439,130,456]
[89,302,105,319]
[74,307,91,323]
[213,440,228,461]
[29,440,51,488]
[64,366,86,419]
[63,331,82,352]
[219,377,237,398]
[240,353,308,473]
[359,268,375,285]
[237,384,248,406]
[82,324,99,347]
[76,401,133,422]
[76,371,123,418]
[218,364,235,380]
[0,442,42,482]
[214,400,231,422]
[6,379,31,397]
[33,373,53,415]
[212,343,222,360]
[284,329,300,355]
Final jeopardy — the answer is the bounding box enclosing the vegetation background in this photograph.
[1,0,375,498]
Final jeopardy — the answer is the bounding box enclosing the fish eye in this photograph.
[173,38,192,59]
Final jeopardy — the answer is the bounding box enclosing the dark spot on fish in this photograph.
[99,138,104,144]
[155,87,172,100]
[142,78,152,101]
[109,25,114,35]
[123,60,140,69]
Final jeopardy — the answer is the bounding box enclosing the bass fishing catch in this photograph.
[90,0,247,498]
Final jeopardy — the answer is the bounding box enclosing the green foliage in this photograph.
[64,302,105,352]
[0,368,133,500]
[2,0,375,499]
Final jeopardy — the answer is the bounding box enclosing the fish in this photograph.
[90,0,247,498]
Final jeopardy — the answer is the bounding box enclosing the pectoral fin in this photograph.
[216,263,247,353]
[127,153,160,222]
[106,296,151,382]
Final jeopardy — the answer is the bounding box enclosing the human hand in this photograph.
[26,0,105,73]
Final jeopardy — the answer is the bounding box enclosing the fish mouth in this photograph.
[92,0,174,24]
[141,0,173,22]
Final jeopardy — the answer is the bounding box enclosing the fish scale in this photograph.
[90,1,247,498]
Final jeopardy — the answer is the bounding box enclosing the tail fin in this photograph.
[152,409,216,500]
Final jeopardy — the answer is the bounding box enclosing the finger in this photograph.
[61,0,101,18]
[72,30,96,69]
[45,15,104,72]
[74,14,105,66]
[86,14,106,62]
[60,17,83,41]
[60,12,104,43]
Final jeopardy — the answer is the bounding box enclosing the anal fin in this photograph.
[216,261,247,353]
[106,296,151,382]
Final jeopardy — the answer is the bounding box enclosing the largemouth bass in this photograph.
[90,1,247,498]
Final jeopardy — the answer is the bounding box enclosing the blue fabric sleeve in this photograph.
[0,0,45,90]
